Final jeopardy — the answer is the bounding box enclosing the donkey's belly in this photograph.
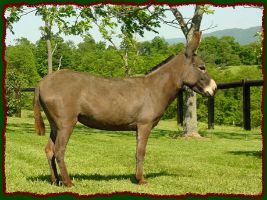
[77,114,137,131]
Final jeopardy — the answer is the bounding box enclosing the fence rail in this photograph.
[216,79,263,130]
[177,79,263,130]
[21,88,35,92]
[217,79,263,89]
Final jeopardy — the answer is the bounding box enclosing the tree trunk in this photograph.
[45,21,53,75]
[14,88,21,118]
[183,89,200,137]
[124,51,130,77]
[183,24,201,137]
[47,38,53,74]
[170,5,205,138]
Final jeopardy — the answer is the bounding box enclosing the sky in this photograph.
[5,5,263,46]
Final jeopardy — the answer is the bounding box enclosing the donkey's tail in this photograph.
[33,86,45,136]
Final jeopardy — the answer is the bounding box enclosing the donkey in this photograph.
[33,31,217,187]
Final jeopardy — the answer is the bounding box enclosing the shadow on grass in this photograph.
[6,122,36,134]
[228,150,262,159]
[27,171,175,184]
[6,120,261,141]
[74,124,181,139]
[6,121,180,140]
[201,130,261,141]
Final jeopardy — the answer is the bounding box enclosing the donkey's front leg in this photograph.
[135,123,152,184]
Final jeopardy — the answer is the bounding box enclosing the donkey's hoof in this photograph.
[64,182,74,187]
[138,179,147,185]
[51,179,60,186]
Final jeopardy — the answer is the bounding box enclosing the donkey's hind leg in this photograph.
[54,124,75,187]
[45,127,59,185]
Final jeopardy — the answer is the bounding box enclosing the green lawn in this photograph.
[5,111,262,196]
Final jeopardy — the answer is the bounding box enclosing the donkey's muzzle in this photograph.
[204,79,217,96]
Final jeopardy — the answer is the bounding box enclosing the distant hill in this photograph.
[166,26,261,45]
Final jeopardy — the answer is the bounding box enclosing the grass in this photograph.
[4,110,263,196]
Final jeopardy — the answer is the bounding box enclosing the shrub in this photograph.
[5,70,26,116]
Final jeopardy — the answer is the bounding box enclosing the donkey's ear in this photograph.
[185,31,202,58]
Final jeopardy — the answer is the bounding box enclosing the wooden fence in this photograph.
[21,79,263,130]
[177,79,264,130]
[21,88,35,92]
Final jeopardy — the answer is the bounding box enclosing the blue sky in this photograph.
[5,5,263,46]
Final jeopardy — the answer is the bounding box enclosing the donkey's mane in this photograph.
[145,55,175,75]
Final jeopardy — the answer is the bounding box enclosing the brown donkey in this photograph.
[33,32,217,187]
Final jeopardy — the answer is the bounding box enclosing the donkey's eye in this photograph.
[198,65,206,71]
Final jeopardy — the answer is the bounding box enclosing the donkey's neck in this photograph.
[145,55,184,110]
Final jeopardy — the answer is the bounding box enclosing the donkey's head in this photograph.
[182,31,217,97]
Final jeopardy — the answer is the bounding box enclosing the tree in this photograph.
[34,34,75,76]
[73,35,124,77]
[254,30,263,64]
[83,5,164,77]
[239,44,257,65]
[217,36,241,66]
[5,38,39,85]
[5,70,26,117]
[5,5,166,78]
[6,5,92,75]
[169,5,212,137]
[5,38,39,116]
[151,36,169,54]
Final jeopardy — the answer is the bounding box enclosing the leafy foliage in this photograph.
[5,38,40,85]
[5,70,26,116]
[5,38,40,116]
[34,34,75,76]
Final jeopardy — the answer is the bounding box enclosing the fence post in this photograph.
[14,88,22,117]
[208,96,215,129]
[243,80,251,130]
[177,91,183,126]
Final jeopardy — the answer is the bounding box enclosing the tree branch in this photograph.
[159,17,181,29]
[243,5,263,9]
[169,7,189,36]
[189,5,205,31]
[201,23,218,32]
[18,8,38,18]
[92,19,124,60]
[57,55,63,70]
[110,5,152,17]
[51,43,58,56]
